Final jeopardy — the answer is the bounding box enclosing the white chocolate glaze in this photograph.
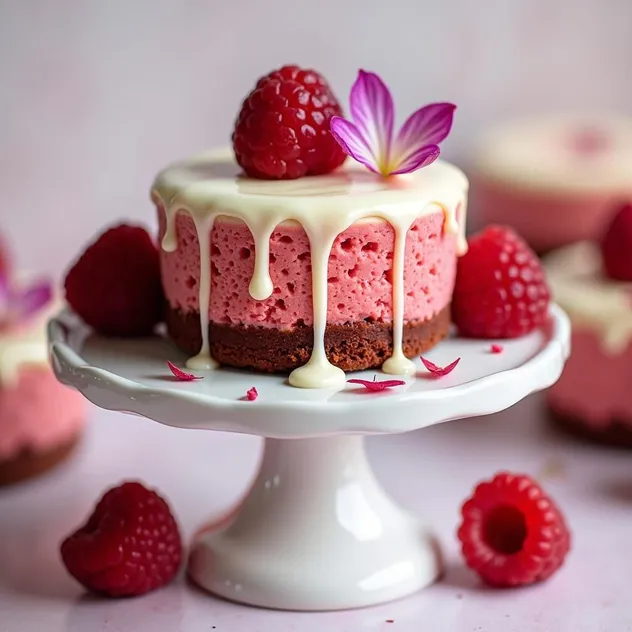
[381,208,423,377]
[476,116,632,193]
[544,241,632,354]
[188,216,218,370]
[152,149,469,389]
[0,283,60,386]
[288,227,346,389]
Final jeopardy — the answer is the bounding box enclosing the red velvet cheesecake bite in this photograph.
[152,67,468,389]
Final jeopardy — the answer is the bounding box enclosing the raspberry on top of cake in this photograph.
[152,66,469,389]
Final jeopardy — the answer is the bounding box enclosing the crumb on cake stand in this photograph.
[48,305,569,610]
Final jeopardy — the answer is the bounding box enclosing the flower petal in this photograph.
[349,70,395,172]
[390,144,440,175]
[347,378,405,392]
[420,356,460,377]
[396,102,456,149]
[167,360,203,381]
[330,116,379,173]
[11,279,53,321]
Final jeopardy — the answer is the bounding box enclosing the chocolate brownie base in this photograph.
[165,305,451,373]
[549,408,632,449]
[0,435,80,486]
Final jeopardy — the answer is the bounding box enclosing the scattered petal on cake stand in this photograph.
[48,306,570,612]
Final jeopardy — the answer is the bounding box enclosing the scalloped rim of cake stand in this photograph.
[48,305,570,439]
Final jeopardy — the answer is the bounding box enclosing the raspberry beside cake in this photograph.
[154,151,468,387]
[473,117,632,253]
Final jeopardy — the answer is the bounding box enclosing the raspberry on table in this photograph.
[64,224,164,337]
[457,471,570,587]
[232,64,347,179]
[600,202,632,281]
[452,225,550,339]
[60,481,182,597]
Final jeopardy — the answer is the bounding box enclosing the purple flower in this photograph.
[330,70,456,176]
[0,272,53,330]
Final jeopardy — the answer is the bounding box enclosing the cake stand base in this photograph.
[188,435,441,611]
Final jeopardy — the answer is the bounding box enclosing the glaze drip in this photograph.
[288,227,346,389]
[153,150,469,388]
[187,215,219,371]
[381,211,421,377]
[246,218,276,301]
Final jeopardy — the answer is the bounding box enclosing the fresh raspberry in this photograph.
[60,481,182,597]
[452,225,550,338]
[457,472,570,587]
[600,202,632,281]
[64,224,163,337]
[232,65,346,179]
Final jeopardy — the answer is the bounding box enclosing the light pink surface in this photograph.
[547,328,632,429]
[0,367,85,459]
[473,175,631,251]
[158,211,456,327]
[1,400,630,631]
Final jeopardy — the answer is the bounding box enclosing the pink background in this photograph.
[1,0,631,277]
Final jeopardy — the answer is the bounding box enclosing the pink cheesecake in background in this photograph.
[153,151,468,374]
[472,117,632,253]
[0,270,86,484]
[545,242,632,447]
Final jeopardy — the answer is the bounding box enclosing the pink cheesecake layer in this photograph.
[473,175,629,252]
[547,328,632,430]
[0,367,85,460]
[158,210,456,327]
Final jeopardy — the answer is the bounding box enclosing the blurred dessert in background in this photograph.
[0,240,86,485]
[472,116,632,253]
[545,203,632,447]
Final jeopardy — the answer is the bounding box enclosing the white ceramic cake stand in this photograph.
[48,306,570,611]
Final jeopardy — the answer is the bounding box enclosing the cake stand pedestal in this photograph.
[48,306,570,611]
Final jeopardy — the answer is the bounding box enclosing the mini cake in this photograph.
[152,67,468,388]
[154,152,467,387]
[473,117,632,253]
[0,270,86,484]
[545,214,632,446]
